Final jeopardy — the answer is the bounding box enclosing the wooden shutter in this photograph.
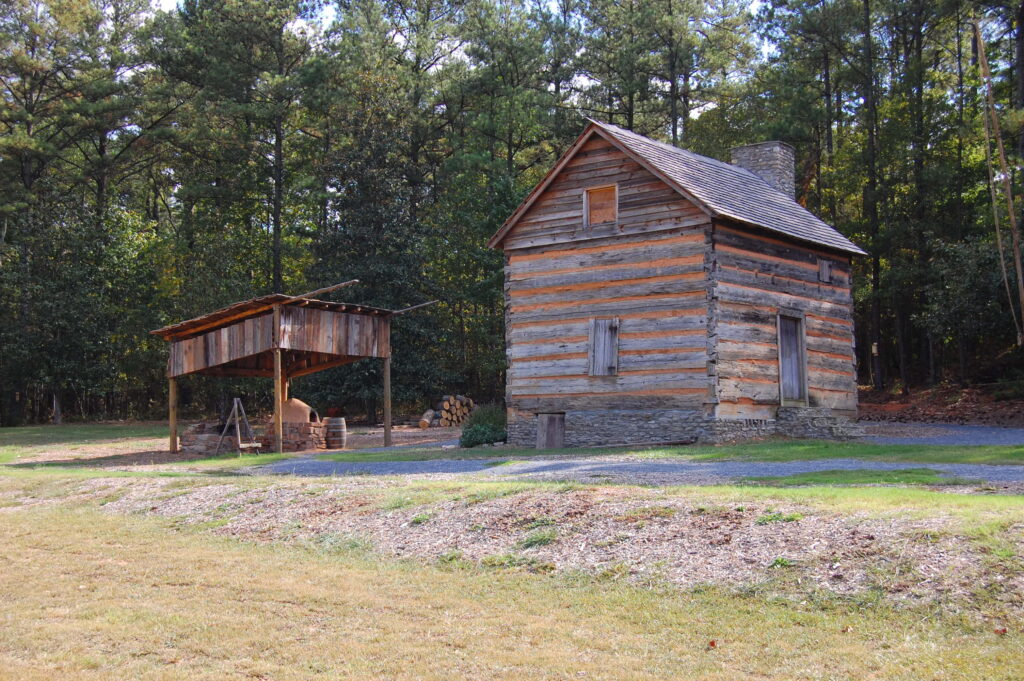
[817,258,833,283]
[778,315,806,402]
[588,318,619,376]
[586,186,617,226]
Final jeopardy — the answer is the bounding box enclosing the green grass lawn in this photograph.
[0,423,167,465]
[1,425,1021,681]
[0,501,1019,681]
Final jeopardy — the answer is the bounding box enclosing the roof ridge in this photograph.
[585,119,865,256]
[589,119,776,192]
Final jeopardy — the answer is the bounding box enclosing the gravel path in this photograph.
[258,422,1024,484]
[266,457,490,477]
[261,455,1024,484]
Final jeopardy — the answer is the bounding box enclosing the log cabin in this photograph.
[488,121,867,448]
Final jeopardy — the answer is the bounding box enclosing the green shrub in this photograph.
[460,423,507,448]
[993,379,1024,401]
[464,404,507,430]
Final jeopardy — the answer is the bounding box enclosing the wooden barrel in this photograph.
[325,417,347,449]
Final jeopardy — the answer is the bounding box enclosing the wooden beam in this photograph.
[287,356,360,378]
[273,348,284,453]
[296,279,360,300]
[158,301,282,341]
[195,368,274,378]
[168,378,178,453]
[383,355,392,447]
[390,300,439,316]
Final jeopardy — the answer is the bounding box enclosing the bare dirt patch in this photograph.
[9,424,461,470]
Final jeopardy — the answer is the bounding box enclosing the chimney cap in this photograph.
[729,140,795,153]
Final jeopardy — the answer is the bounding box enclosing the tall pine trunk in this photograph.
[863,0,884,390]
[272,115,284,293]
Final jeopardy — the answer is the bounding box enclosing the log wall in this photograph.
[709,221,857,417]
[503,136,713,417]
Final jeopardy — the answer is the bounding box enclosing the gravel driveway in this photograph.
[258,422,1024,484]
[261,455,1024,485]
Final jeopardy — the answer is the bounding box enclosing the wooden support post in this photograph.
[383,355,392,447]
[272,303,283,453]
[273,349,284,453]
[168,377,178,453]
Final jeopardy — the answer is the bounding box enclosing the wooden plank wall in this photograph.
[280,307,390,359]
[710,221,857,416]
[168,308,390,377]
[503,136,713,413]
[168,314,274,377]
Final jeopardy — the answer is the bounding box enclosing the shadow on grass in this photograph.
[6,448,291,473]
[0,423,167,448]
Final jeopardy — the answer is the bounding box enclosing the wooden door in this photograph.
[778,316,806,403]
[536,413,565,449]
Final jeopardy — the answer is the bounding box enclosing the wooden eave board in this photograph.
[175,348,363,379]
[712,216,856,261]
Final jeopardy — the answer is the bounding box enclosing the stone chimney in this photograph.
[730,141,795,198]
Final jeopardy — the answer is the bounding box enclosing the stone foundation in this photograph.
[776,406,865,440]
[181,420,327,454]
[507,407,861,448]
[258,421,327,452]
[179,422,224,455]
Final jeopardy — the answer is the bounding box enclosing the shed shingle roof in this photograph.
[489,121,866,256]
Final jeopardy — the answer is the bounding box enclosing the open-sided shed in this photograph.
[151,282,425,452]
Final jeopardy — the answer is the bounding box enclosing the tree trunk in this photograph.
[272,114,284,293]
[863,0,884,391]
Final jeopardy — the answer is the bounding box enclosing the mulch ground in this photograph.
[859,386,1024,427]
[4,476,1019,614]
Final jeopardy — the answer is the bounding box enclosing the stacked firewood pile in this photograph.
[419,395,476,428]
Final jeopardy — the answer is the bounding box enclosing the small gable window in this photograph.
[585,185,617,227]
[588,317,620,376]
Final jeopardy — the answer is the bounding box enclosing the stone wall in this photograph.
[508,407,860,448]
[775,406,865,440]
[729,141,796,197]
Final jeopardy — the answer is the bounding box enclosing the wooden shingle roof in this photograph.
[489,121,866,256]
[150,294,392,341]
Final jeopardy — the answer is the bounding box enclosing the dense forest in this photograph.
[2,0,1023,425]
